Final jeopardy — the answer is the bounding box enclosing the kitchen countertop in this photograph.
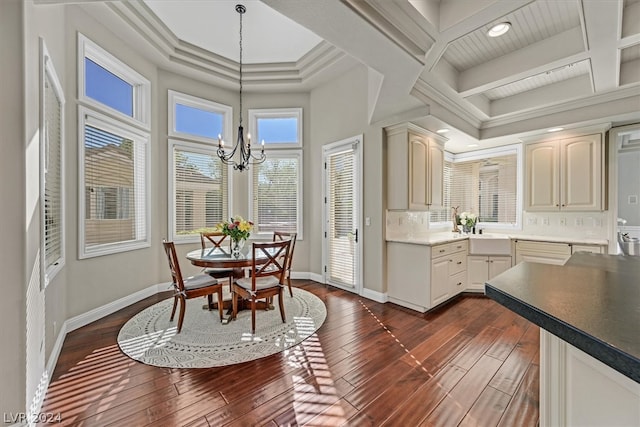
[485,253,640,383]
[386,232,608,246]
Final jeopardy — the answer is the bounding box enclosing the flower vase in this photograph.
[463,224,471,234]
[231,238,245,258]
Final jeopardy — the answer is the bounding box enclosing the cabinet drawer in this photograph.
[449,271,466,293]
[432,240,468,259]
[449,251,467,275]
[516,240,571,255]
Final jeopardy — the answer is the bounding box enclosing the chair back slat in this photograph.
[273,231,297,272]
[200,232,228,250]
[250,240,290,290]
[163,240,185,293]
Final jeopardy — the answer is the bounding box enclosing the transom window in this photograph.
[249,108,302,148]
[169,90,232,143]
[78,33,150,128]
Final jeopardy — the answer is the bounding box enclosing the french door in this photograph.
[322,135,362,293]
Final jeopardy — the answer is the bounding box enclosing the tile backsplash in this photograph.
[386,210,432,239]
[519,211,609,240]
[386,210,610,241]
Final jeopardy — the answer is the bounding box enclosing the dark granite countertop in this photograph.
[485,253,640,383]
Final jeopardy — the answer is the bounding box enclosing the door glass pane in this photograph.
[328,149,356,287]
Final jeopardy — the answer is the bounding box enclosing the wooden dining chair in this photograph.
[231,240,291,334]
[273,231,297,297]
[200,231,236,287]
[163,240,224,333]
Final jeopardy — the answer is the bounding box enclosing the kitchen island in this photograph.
[485,253,640,427]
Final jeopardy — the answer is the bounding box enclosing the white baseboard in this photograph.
[360,288,387,304]
[308,272,324,283]
[65,283,168,332]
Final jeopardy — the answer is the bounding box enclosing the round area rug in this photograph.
[117,287,326,368]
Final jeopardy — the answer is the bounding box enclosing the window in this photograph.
[431,145,521,229]
[79,109,149,257]
[248,108,302,148]
[169,90,232,143]
[169,142,228,240]
[78,35,150,258]
[40,39,65,287]
[78,33,150,128]
[250,151,303,237]
[168,91,231,242]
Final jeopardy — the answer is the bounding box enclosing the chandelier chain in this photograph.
[238,4,243,127]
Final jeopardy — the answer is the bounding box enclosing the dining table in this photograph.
[185,244,273,322]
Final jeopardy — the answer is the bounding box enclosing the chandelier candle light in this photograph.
[216,4,266,171]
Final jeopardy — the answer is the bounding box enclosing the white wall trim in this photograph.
[360,288,387,304]
[66,283,168,332]
[309,272,324,283]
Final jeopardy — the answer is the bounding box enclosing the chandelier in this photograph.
[217,4,266,171]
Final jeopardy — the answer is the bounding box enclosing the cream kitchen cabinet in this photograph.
[467,255,512,292]
[571,244,606,254]
[430,241,467,306]
[386,239,467,312]
[525,134,604,211]
[386,123,446,210]
[515,240,572,265]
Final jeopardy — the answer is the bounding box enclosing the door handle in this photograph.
[354,229,358,243]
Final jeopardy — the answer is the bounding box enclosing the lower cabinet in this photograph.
[540,330,640,427]
[515,240,572,265]
[387,240,467,312]
[467,255,512,292]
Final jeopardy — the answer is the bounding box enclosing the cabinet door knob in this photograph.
[457,282,462,286]
[457,261,462,265]
[439,249,445,253]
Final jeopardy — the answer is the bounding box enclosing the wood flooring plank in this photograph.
[497,362,540,427]
[345,367,432,425]
[459,385,512,427]
[420,355,504,426]
[38,281,540,427]
[489,324,540,396]
[379,363,467,426]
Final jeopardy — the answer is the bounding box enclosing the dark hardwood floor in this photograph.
[40,280,539,426]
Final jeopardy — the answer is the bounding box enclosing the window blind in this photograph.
[327,150,356,286]
[44,75,63,272]
[83,122,146,248]
[252,157,299,234]
[431,153,518,225]
[172,145,228,235]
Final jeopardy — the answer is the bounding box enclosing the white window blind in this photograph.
[251,154,301,236]
[41,41,65,286]
[327,149,356,286]
[81,112,149,257]
[171,142,228,238]
[448,154,518,224]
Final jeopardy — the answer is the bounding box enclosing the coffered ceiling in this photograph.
[66,0,640,151]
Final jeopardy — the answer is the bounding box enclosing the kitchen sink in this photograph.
[468,234,511,255]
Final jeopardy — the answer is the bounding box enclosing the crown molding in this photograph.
[106,0,344,87]
[482,84,640,130]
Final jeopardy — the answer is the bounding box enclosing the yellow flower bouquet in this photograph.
[217,216,254,242]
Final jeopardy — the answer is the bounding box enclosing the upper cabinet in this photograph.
[525,133,604,211]
[386,123,446,210]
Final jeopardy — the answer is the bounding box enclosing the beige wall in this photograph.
[309,65,386,293]
[1,0,27,419]
[4,2,387,418]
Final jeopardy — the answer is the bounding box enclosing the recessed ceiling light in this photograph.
[547,127,564,133]
[436,128,450,134]
[487,22,511,37]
